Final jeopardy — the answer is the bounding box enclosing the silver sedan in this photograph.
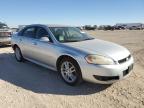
[11,24,134,85]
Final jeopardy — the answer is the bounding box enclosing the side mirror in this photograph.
[40,36,50,42]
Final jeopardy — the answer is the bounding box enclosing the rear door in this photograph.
[18,26,37,59]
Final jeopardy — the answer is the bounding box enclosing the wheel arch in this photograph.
[56,55,81,71]
[12,44,19,50]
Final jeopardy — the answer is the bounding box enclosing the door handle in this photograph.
[32,42,37,45]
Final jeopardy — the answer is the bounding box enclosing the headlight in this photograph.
[85,55,115,65]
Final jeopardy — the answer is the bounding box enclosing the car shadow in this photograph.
[0,52,111,95]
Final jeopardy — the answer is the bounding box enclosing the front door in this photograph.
[30,27,58,68]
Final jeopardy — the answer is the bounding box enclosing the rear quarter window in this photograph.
[18,27,36,38]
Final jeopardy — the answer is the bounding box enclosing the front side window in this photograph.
[36,27,53,42]
[49,27,94,43]
[36,28,49,39]
[22,27,36,38]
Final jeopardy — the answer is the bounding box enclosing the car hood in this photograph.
[63,39,130,61]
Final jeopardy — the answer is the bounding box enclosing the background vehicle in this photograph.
[11,24,134,86]
[0,22,12,45]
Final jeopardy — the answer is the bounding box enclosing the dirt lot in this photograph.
[0,30,144,108]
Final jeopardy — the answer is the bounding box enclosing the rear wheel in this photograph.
[14,46,24,62]
[58,58,82,86]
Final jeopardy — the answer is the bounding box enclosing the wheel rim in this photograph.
[15,48,21,60]
[61,61,77,83]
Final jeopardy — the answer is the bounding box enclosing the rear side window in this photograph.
[22,27,36,38]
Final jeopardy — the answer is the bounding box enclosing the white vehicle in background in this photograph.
[0,22,12,45]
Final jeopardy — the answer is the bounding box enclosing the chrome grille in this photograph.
[118,55,131,64]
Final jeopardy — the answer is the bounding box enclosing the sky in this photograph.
[0,0,144,27]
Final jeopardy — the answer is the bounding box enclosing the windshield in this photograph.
[49,27,94,42]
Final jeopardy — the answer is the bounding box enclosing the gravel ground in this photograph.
[0,30,144,108]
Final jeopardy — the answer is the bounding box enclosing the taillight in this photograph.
[0,32,12,36]
[8,32,12,36]
[5,32,12,36]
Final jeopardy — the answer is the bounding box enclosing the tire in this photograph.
[58,58,83,86]
[14,46,24,62]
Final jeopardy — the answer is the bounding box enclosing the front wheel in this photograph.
[58,58,82,86]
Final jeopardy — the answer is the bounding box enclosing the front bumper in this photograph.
[79,56,134,84]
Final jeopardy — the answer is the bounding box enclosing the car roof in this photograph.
[25,24,73,28]
[47,24,72,27]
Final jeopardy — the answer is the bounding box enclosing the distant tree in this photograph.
[98,25,105,30]
[98,25,114,31]
[94,25,97,29]
[104,25,115,31]
[84,25,96,30]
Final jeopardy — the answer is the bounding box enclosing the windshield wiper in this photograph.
[61,38,94,43]
[63,40,81,43]
[83,38,94,41]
